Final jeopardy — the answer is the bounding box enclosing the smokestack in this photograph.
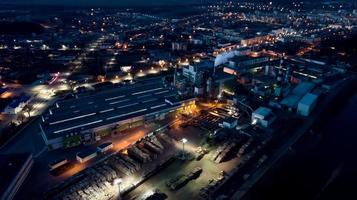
[173,65,177,86]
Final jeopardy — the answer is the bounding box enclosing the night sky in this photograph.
[0,0,205,6]
[0,0,336,6]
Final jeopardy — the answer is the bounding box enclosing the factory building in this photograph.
[297,93,319,116]
[76,149,97,163]
[228,55,269,69]
[280,82,315,110]
[40,80,194,150]
[182,60,214,84]
[97,142,113,153]
[171,42,188,51]
[223,55,269,75]
[214,47,251,67]
[251,107,276,128]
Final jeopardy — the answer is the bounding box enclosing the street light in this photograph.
[114,178,122,199]
[182,138,188,159]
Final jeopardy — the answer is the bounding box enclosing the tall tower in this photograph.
[277,57,284,85]
[173,65,177,86]
[206,77,213,98]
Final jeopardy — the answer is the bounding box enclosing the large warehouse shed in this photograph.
[40,80,193,150]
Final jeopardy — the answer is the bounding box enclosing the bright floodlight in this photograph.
[182,138,188,143]
[114,178,122,185]
[251,118,258,125]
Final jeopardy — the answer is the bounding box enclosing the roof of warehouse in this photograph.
[253,107,272,118]
[280,82,315,108]
[41,79,185,139]
[299,93,318,106]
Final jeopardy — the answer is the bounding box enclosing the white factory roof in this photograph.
[253,107,272,118]
[299,93,318,106]
[280,82,315,108]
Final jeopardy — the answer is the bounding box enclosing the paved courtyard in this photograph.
[125,126,241,200]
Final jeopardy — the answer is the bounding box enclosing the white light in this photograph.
[114,178,122,185]
[53,120,103,134]
[142,190,155,198]
[99,108,115,113]
[154,90,169,95]
[182,138,188,143]
[105,95,126,101]
[150,103,166,109]
[142,98,157,103]
[109,99,130,105]
[251,118,258,125]
[132,87,163,95]
[106,108,147,120]
[49,113,96,125]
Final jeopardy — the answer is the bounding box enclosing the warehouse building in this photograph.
[97,142,113,153]
[280,82,315,110]
[223,55,269,75]
[297,93,319,116]
[76,149,97,163]
[40,80,194,150]
[251,107,276,128]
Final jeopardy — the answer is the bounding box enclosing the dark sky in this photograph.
[0,0,203,6]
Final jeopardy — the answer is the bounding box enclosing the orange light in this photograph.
[0,91,13,99]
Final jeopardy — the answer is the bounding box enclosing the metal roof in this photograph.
[280,82,315,108]
[41,80,184,140]
[299,93,318,106]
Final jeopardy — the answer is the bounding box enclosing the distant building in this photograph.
[240,35,274,46]
[172,42,188,51]
[228,55,269,69]
[214,47,251,67]
[0,153,34,200]
[182,60,213,84]
[182,65,199,83]
[224,55,269,75]
[194,86,205,96]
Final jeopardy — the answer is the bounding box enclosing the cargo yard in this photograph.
[41,99,273,200]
